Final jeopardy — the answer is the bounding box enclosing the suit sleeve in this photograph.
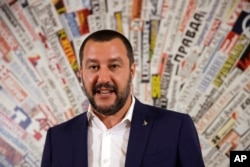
[178,115,205,167]
[41,128,52,167]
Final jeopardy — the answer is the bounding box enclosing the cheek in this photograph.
[115,73,131,87]
[82,74,95,87]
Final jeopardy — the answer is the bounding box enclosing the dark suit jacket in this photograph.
[41,98,205,167]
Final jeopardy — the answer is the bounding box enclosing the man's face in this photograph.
[80,38,135,116]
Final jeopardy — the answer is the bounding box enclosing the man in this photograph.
[41,29,205,167]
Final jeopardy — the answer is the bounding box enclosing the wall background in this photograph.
[0,0,249,166]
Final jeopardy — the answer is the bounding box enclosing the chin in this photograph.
[96,101,114,108]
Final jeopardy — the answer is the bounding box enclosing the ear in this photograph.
[77,68,83,81]
[130,63,136,79]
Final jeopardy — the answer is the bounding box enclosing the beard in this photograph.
[82,76,132,116]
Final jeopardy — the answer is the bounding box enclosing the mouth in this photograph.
[93,83,117,96]
[96,89,115,95]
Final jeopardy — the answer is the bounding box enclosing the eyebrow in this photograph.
[108,57,124,64]
[84,58,98,65]
[84,57,124,65]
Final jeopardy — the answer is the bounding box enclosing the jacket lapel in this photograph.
[125,99,155,167]
[71,113,89,167]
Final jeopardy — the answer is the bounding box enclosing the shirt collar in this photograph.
[87,95,135,123]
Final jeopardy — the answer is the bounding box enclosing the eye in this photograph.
[88,65,99,71]
[110,64,119,70]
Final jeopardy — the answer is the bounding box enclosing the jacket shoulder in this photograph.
[50,112,87,132]
[136,99,190,121]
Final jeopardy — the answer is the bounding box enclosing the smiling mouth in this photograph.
[96,89,114,95]
[94,83,117,95]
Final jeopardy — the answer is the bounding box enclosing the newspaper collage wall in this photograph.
[0,0,249,166]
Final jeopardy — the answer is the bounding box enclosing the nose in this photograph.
[97,67,111,83]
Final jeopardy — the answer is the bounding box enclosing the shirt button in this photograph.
[105,131,110,136]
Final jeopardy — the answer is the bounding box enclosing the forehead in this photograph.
[83,38,128,62]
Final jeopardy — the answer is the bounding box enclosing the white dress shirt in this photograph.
[87,96,135,167]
